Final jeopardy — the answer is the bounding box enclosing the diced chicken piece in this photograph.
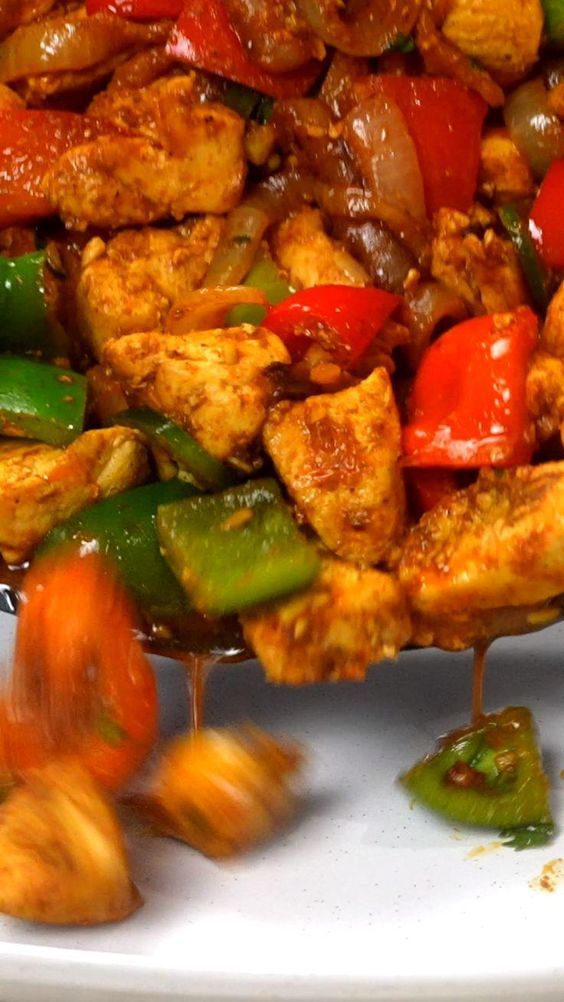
[479,128,534,201]
[0,427,148,563]
[442,0,544,84]
[548,81,564,119]
[526,351,564,443]
[399,463,564,650]
[431,206,527,315]
[271,208,369,290]
[0,0,55,39]
[264,368,406,565]
[243,558,411,684]
[76,218,223,359]
[138,726,302,858]
[542,280,564,357]
[45,78,246,229]
[0,84,24,109]
[0,763,141,926]
[102,327,290,463]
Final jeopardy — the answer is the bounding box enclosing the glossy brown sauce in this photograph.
[471,642,490,724]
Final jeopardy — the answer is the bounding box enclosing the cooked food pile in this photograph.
[0,0,563,923]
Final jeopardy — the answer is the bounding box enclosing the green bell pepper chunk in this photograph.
[401,707,554,842]
[228,253,293,327]
[156,478,321,615]
[498,204,551,312]
[39,480,197,620]
[111,408,237,492]
[0,357,86,446]
[542,0,564,44]
[0,251,49,356]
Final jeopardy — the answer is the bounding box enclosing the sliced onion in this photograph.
[343,93,426,221]
[415,4,504,108]
[272,99,355,183]
[167,287,268,334]
[204,170,315,286]
[0,0,56,41]
[504,78,564,180]
[319,51,370,117]
[314,180,431,264]
[332,218,415,293]
[223,0,322,73]
[403,280,467,369]
[0,9,169,82]
[296,0,421,57]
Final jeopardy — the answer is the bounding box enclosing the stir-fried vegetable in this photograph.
[39,480,196,620]
[498,203,551,311]
[13,552,157,791]
[111,407,237,491]
[264,285,401,363]
[504,78,564,180]
[529,159,564,269]
[0,251,50,355]
[403,308,538,468]
[167,0,321,98]
[0,357,86,446]
[402,707,554,841]
[157,479,321,615]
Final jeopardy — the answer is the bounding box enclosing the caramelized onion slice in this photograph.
[343,92,426,222]
[504,78,564,180]
[296,0,422,57]
[204,170,315,286]
[403,280,467,369]
[0,9,169,83]
[167,287,268,334]
[223,0,323,73]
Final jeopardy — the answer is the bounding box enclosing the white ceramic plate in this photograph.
[0,610,563,1002]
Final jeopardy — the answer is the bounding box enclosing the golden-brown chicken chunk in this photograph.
[271,208,369,290]
[526,352,564,444]
[399,464,564,650]
[264,368,405,565]
[0,762,140,926]
[0,428,148,563]
[542,280,564,357]
[103,327,290,463]
[76,218,223,359]
[243,558,411,684]
[138,727,302,858]
[45,77,246,229]
[431,207,527,315]
[479,129,534,202]
[442,0,544,84]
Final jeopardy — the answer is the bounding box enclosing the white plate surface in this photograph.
[0,612,562,1002]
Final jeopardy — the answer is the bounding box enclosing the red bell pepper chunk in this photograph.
[355,76,487,217]
[263,285,401,365]
[403,307,538,468]
[86,0,183,18]
[0,111,107,228]
[167,0,321,99]
[529,160,564,270]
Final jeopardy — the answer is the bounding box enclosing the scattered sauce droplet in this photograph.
[560,770,564,780]
[466,841,503,859]
[530,858,564,892]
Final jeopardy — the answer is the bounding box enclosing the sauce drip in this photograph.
[471,642,489,723]
[183,654,215,732]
